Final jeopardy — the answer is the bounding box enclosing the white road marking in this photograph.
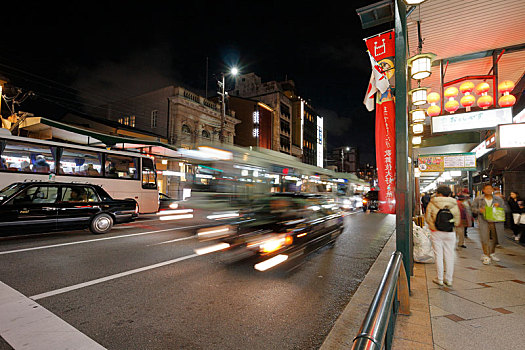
[30,253,199,300]
[148,236,195,246]
[0,282,106,350]
[0,225,203,256]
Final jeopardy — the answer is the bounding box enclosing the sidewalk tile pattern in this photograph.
[393,226,525,350]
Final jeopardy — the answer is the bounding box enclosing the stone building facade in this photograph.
[104,86,239,149]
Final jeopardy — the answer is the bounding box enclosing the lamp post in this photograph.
[219,67,239,143]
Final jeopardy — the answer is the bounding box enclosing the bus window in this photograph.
[0,140,55,174]
[105,154,139,179]
[59,148,102,176]
[141,157,157,189]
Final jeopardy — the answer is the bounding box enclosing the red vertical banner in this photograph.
[365,30,396,214]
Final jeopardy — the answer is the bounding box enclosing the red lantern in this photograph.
[445,100,459,113]
[460,94,475,108]
[427,105,441,117]
[459,81,474,94]
[477,95,493,109]
[475,82,490,95]
[444,87,459,99]
[427,92,440,104]
[498,94,516,107]
[498,80,515,94]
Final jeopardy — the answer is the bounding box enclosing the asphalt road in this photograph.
[0,211,395,350]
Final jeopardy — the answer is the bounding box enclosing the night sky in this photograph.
[0,1,393,164]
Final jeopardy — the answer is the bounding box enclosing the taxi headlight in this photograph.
[259,234,293,254]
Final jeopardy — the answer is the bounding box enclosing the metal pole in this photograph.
[394,0,411,286]
[341,148,344,172]
[468,171,473,197]
[220,73,225,143]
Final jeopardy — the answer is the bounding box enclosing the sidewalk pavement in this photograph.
[393,226,525,350]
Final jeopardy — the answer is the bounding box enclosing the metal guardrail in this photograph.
[351,251,410,350]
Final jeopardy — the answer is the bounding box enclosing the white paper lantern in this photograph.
[412,136,422,145]
[410,109,426,123]
[407,53,435,80]
[409,87,428,106]
[412,123,424,135]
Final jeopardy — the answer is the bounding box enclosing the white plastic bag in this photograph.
[413,223,435,263]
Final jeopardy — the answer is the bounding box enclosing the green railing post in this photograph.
[394,0,412,287]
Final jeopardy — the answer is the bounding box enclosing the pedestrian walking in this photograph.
[508,191,523,241]
[472,184,507,265]
[425,185,460,287]
[422,192,431,214]
[460,189,473,237]
[455,193,472,249]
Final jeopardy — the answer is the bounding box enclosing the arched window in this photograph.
[202,130,210,139]
[182,124,191,134]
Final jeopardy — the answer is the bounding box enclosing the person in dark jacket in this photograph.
[421,192,431,214]
[508,192,522,241]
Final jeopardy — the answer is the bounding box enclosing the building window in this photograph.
[118,116,135,127]
[151,110,158,128]
[202,130,210,139]
[182,124,191,134]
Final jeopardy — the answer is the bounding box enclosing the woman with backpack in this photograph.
[425,185,460,287]
[472,184,507,265]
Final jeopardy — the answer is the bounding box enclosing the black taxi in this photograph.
[0,182,138,236]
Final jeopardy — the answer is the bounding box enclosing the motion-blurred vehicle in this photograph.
[337,194,364,211]
[195,193,344,271]
[0,182,138,236]
[158,192,179,211]
[362,190,379,212]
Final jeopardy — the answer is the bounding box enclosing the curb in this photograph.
[320,229,397,349]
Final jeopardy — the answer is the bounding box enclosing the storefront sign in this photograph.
[432,107,513,133]
[513,108,525,123]
[316,116,323,168]
[471,132,496,158]
[418,153,477,172]
[498,123,525,148]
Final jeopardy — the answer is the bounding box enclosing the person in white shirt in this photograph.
[425,185,460,287]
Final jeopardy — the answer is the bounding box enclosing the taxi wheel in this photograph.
[90,213,113,234]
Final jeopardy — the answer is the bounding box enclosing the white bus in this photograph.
[0,134,159,214]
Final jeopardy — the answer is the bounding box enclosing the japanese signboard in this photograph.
[365,29,396,214]
[498,123,525,148]
[471,132,496,158]
[418,153,477,172]
[432,107,513,133]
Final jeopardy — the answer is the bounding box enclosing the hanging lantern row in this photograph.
[423,80,516,116]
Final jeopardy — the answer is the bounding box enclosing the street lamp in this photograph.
[219,67,239,143]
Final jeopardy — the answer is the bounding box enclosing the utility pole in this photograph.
[341,148,344,172]
[219,73,225,143]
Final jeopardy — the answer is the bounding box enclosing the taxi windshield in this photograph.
[0,183,24,202]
